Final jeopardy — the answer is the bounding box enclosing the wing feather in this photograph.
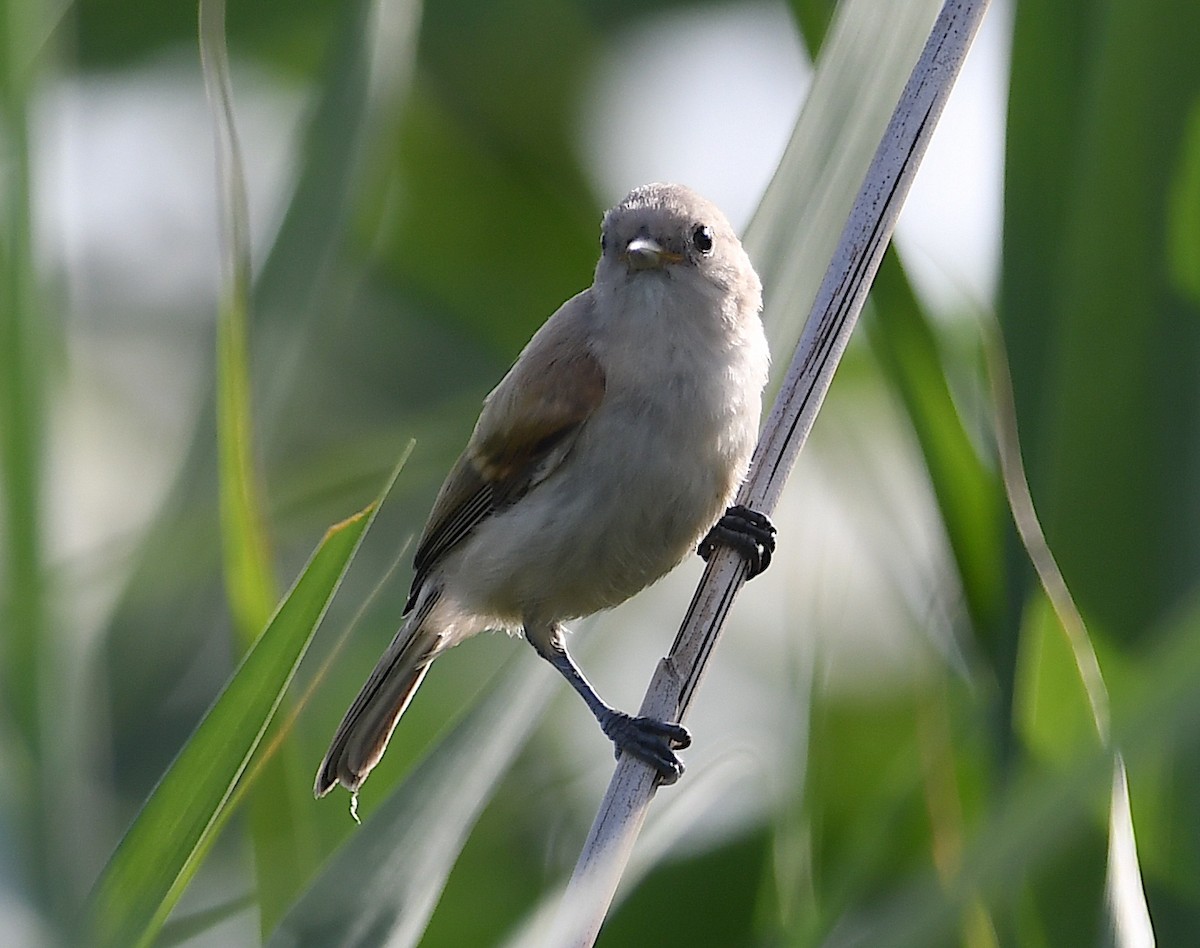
[404,290,605,611]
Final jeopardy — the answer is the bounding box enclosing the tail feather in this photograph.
[315,601,442,798]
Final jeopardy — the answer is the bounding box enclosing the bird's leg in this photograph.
[698,504,777,579]
[524,621,691,784]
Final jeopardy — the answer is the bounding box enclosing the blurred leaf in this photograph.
[787,0,836,56]
[74,0,342,70]
[254,0,422,345]
[202,0,347,931]
[868,253,1002,640]
[500,753,764,947]
[598,829,770,948]
[789,0,1003,671]
[1167,97,1200,307]
[0,0,55,917]
[362,0,605,359]
[744,0,942,371]
[157,894,258,948]
[383,83,598,355]
[800,688,948,943]
[1105,756,1154,948]
[1002,0,1200,642]
[270,648,555,947]
[201,0,277,651]
[1013,596,1097,764]
[812,598,1200,948]
[993,311,1152,944]
[0,0,45,754]
[84,486,386,948]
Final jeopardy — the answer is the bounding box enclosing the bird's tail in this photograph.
[314,597,443,799]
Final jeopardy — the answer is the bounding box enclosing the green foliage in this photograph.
[85,496,383,947]
[1,0,1198,945]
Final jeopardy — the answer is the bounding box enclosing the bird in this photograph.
[315,182,775,802]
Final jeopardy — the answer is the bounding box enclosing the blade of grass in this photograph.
[0,0,46,756]
[987,326,1152,944]
[0,0,60,923]
[199,0,326,932]
[83,457,405,948]
[200,0,275,646]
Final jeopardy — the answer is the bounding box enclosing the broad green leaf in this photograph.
[83,467,394,948]
[1002,0,1200,644]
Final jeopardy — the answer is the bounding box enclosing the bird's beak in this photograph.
[623,236,683,271]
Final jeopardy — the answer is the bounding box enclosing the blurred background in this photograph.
[2,0,1199,944]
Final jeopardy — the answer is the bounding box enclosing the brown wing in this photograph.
[405,290,605,611]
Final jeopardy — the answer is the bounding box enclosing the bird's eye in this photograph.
[600,230,608,253]
[692,224,714,254]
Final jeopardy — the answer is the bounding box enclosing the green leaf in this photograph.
[1014,594,1099,765]
[0,0,55,918]
[868,251,1003,638]
[200,0,325,931]
[0,22,45,755]
[201,0,277,645]
[1002,0,1200,643]
[1167,97,1200,306]
[83,463,398,948]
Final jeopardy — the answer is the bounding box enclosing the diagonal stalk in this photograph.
[551,2,993,943]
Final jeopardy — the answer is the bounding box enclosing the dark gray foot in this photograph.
[599,709,691,785]
[698,504,776,579]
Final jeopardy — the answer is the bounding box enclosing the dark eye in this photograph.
[600,229,608,253]
[692,224,714,254]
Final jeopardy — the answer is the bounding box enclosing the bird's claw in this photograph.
[697,504,776,579]
[600,710,691,785]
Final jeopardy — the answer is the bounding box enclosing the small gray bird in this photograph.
[315,183,775,800]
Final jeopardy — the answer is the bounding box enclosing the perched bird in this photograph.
[315,183,775,800]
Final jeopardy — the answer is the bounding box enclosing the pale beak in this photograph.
[623,236,683,271]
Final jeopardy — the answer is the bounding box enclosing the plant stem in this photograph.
[552,1,993,943]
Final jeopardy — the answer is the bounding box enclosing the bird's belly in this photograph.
[446,410,736,624]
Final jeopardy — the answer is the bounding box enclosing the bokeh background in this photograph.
[2,0,1199,945]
